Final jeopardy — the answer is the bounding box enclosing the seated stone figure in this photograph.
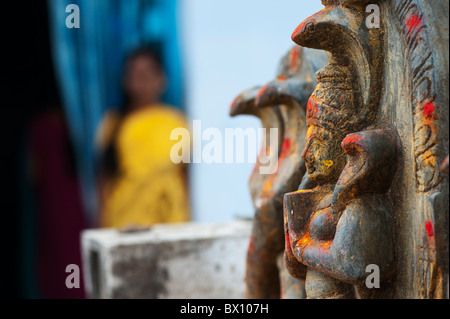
[285,128,398,298]
[284,0,449,299]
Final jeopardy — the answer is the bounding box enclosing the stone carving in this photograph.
[230,46,327,298]
[389,0,449,299]
[283,0,448,299]
[285,130,399,298]
[393,0,442,193]
[230,87,284,207]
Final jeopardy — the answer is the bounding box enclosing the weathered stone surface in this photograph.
[283,0,449,299]
[81,220,251,299]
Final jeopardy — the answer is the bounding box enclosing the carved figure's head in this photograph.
[293,0,384,185]
[301,62,361,184]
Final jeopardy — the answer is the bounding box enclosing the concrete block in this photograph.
[81,220,252,299]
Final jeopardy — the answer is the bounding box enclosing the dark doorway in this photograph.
[1,0,60,298]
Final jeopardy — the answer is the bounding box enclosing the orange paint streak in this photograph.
[256,84,269,101]
[342,134,362,146]
[290,49,299,70]
[306,97,319,116]
[297,234,311,248]
[307,98,313,112]
[295,232,332,260]
[419,102,437,170]
[262,177,274,192]
[319,241,332,249]
[277,74,287,81]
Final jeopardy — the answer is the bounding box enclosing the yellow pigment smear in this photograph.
[322,160,334,168]
[423,150,436,167]
[306,126,314,139]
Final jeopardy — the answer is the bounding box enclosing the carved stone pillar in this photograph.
[284,0,448,299]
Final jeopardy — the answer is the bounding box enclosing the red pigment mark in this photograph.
[229,97,240,111]
[307,98,313,112]
[342,134,362,146]
[256,84,269,101]
[307,98,319,116]
[423,102,435,118]
[292,21,307,40]
[277,138,291,164]
[248,235,255,253]
[291,11,322,41]
[406,13,423,35]
[425,221,434,238]
[285,232,291,248]
[277,74,287,81]
[282,138,291,155]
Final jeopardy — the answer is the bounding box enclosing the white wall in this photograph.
[180,0,323,222]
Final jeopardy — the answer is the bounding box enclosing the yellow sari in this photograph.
[97,105,190,228]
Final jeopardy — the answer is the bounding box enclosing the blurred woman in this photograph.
[96,48,190,229]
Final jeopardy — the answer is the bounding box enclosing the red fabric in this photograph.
[29,110,86,299]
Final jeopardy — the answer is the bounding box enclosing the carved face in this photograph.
[301,125,345,184]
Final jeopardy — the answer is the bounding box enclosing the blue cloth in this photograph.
[47,0,183,224]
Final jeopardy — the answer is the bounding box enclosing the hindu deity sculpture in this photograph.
[230,46,327,298]
[284,0,448,299]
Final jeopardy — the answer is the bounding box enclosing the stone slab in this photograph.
[81,220,252,299]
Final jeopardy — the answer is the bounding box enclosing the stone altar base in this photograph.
[81,220,251,299]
